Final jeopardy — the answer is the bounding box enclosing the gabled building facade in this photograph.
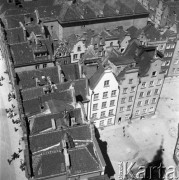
[132,48,165,120]
[116,67,139,123]
[87,65,119,128]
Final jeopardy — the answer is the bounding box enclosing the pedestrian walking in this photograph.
[18,148,22,153]
[7,159,11,165]
[12,104,15,108]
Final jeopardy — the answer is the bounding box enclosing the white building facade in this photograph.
[88,67,119,128]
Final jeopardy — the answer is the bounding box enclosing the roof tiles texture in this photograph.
[17,67,59,89]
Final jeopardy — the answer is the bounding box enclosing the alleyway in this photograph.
[99,77,179,180]
[0,51,27,180]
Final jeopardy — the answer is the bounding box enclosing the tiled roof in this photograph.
[21,87,44,101]
[30,108,82,135]
[32,150,66,179]
[61,63,80,81]
[142,23,162,41]
[83,64,98,79]
[136,47,157,77]
[37,5,63,21]
[17,67,59,89]
[68,144,101,176]
[73,79,88,102]
[127,26,142,39]
[108,49,135,66]
[10,40,53,67]
[22,90,74,116]
[4,12,37,29]
[89,64,105,90]
[9,42,34,66]
[5,27,25,44]
[29,124,91,153]
[23,98,42,116]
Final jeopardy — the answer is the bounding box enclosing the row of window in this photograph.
[73,53,84,60]
[35,63,47,69]
[137,98,157,107]
[135,106,155,116]
[162,60,170,66]
[164,52,173,58]
[172,68,179,73]
[92,109,114,119]
[94,90,117,100]
[139,89,159,98]
[166,43,175,49]
[93,100,115,110]
[99,118,113,127]
[141,79,162,88]
[123,86,136,94]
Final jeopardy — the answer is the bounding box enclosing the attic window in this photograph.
[77,46,81,52]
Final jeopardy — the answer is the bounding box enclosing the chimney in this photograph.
[34,9,40,24]
[69,82,76,107]
[19,22,27,41]
[51,118,56,130]
[63,147,70,167]
[71,117,76,126]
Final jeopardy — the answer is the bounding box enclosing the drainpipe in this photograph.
[130,77,140,121]
[89,90,94,123]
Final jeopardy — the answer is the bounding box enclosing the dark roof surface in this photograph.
[69,145,100,176]
[30,108,82,135]
[89,64,105,90]
[23,90,74,116]
[29,124,91,153]
[17,67,59,89]
[109,49,135,66]
[10,40,53,66]
[5,27,25,44]
[61,63,80,81]
[32,150,66,179]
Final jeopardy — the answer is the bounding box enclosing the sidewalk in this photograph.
[0,53,27,180]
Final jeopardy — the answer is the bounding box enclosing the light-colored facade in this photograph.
[116,68,139,124]
[132,59,165,119]
[168,37,179,77]
[70,40,86,63]
[88,67,119,128]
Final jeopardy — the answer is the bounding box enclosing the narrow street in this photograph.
[0,51,27,180]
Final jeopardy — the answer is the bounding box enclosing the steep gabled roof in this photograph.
[89,64,105,90]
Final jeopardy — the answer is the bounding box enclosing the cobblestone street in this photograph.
[0,51,27,180]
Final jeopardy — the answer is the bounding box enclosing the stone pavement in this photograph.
[0,51,27,180]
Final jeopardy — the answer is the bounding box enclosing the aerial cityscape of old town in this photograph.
[1,0,179,180]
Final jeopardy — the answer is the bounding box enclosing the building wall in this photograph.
[71,41,86,63]
[132,59,164,119]
[62,17,148,38]
[168,39,179,77]
[119,35,131,53]
[88,69,119,128]
[162,38,176,76]
[44,21,63,40]
[14,62,55,73]
[116,69,139,124]
[103,39,119,51]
